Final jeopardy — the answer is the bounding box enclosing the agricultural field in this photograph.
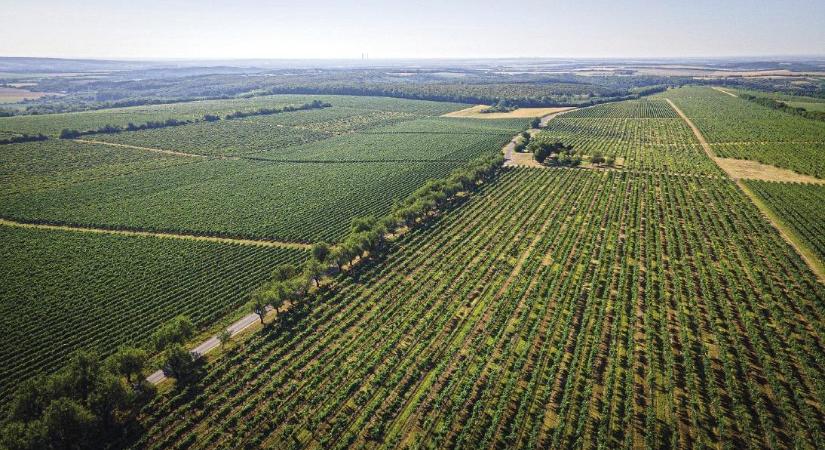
[744,180,825,263]
[732,88,825,112]
[0,96,520,242]
[132,168,824,449]
[0,94,466,136]
[534,99,722,175]
[0,86,50,103]
[0,139,194,195]
[0,226,307,399]
[0,158,462,242]
[659,86,825,178]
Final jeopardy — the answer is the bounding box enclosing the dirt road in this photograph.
[0,218,311,250]
[666,97,824,282]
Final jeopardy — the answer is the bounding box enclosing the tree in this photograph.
[250,292,268,324]
[591,152,605,165]
[605,154,616,166]
[530,117,541,129]
[311,242,330,263]
[151,316,194,352]
[533,144,552,164]
[161,345,198,381]
[330,247,348,271]
[41,398,96,448]
[303,258,325,287]
[106,347,147,383]
[271,263,298,282]
[218,329,232,349]
[1,350,154,450]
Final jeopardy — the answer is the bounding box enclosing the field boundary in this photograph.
[666,97,825,282]
[735,181,825,282]
[0,218,312,250]
[73,139,214,159]
[712,87,738,97]
[76,138,471,165]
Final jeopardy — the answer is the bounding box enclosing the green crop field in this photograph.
[0,96,522,242]
[0,159,463,242]
[132,168,824,449]
[659,86,825,178]
[0,226,307,399]
[2,55,824,450]
[534,99,722,175]
[0,94,466,136]
[0,139,195,195]
[744,180,825,262]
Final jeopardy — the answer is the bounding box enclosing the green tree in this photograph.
[311,242,331,263]
[250,292,269,324]
[303,258,325,287]
[605,154,616,166]
[271,263,298,281]
[41,398,96,448]
[530,117,541,128]
[151,316,194,352]
[105,347,147,383]
[161,345,198,381]
[218,329,232,349]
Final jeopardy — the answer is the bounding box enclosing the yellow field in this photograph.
[442,105,572,119]
[714,157,825,184]
[0,86,49,103]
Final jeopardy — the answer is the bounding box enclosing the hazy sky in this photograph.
[2,0,823,59]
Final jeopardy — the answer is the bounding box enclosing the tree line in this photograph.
[0,133,48,145]
[0,312,211,449]
[58,100,331,139]
[246,152,505,328]
[740,93,825,122]
[0,150,505,449]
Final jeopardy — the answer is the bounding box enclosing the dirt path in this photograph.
[73,139,218,159]
[666,97,825,282]
[735,180,825,282]
[443,105,573,119]
[0,218,311,250]
[146,306,275,384]
[503,108,575,168]
[712,87,738,97]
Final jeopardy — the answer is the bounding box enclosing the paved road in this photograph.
[146,305,273,384]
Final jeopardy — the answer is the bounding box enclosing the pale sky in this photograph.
[1,0,823,59]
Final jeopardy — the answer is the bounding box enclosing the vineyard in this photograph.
[534,99,722,175]
[0,139,194,195]
[0,94,466,136]
[744,180,825,263]
[0,159,463,242]
[89,109,424,157]
[0,226,307,399]
[659,86,825,178]
[132,168,825,449]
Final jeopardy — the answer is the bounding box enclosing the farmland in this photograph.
[659,86,825,178]
[0,96,523,243]
[744,180,825,263]
[534,99,723,175]
[0,226,307,399]
[2,55,825,450]
[0,94,465,136]
[0,159,463,242]
[132,168,825,449]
